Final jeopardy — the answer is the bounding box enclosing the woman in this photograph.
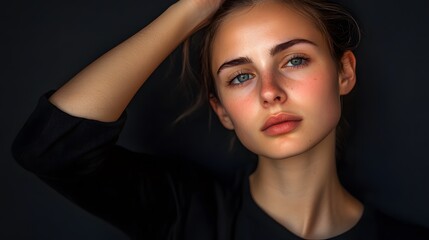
[12,0,426,239]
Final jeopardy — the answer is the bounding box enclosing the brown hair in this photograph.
[178,0,361,157]
[178,0,361,121]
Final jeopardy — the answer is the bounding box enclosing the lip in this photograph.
[261,113,302,136]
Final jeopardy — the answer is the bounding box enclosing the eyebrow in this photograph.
[216,57,252,75]
[270,38,316,56]
[216,38,317,75]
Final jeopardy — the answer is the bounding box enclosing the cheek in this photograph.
[306,77,338,103]
[223,92,256,126]
[220,89,260,145]
[316,82,341,123]
[294,70,341,122]
[219,80,259,123]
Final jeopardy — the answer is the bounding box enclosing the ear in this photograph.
[338,51,357,95]
[209,95,235,130]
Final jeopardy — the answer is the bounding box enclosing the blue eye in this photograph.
[230,73,254,85]
[285,57,308,67]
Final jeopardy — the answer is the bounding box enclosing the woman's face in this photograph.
[209,0,355,160]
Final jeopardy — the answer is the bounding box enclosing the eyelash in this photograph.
[226,55,310,87]
[227,71,255,87]
[283,54,310,68]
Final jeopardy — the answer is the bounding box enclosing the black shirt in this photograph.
[12,91,429,239]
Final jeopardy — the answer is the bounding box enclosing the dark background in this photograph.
[2,0,429,239]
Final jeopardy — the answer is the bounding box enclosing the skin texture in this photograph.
[48,0,223,122]
[47,0,361,238]
[209,1,361,238]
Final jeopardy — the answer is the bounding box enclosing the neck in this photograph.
[250,131,362,239]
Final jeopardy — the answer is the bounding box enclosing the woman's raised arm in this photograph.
[49,0,222,122]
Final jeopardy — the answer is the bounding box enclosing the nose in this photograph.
[260,74,287,107]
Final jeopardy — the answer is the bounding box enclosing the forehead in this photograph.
[211,1,327,70]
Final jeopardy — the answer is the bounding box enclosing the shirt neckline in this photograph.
[240,164,370,239]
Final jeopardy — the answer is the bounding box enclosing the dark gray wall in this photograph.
[2,0,429,239]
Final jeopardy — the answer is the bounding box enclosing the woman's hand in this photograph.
[176,0,224,30]
[48,0,223,122]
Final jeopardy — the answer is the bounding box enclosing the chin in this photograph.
[251,142,310,161]
[255,132,336,161]
[258,149,311,161]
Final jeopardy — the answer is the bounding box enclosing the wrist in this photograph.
[170,1,217,31]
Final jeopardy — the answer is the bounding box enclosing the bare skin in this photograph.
[49,0,362,239]
[49,0,223,122]
[250,131,362,239]
[209,1,363,238]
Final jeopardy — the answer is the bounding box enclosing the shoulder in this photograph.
[338,205,429,239]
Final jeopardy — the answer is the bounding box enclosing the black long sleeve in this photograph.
[14,92,429,240]
[11,91,189,239]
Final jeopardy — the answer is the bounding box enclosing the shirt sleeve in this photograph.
[12,90,128,176]
[11,91,182,239]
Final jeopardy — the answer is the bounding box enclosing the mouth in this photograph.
[261,113,302,136]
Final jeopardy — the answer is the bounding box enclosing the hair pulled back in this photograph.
[179,0,361,121]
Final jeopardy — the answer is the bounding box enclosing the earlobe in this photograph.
[338,51,357,95]
[209,95,235,130]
